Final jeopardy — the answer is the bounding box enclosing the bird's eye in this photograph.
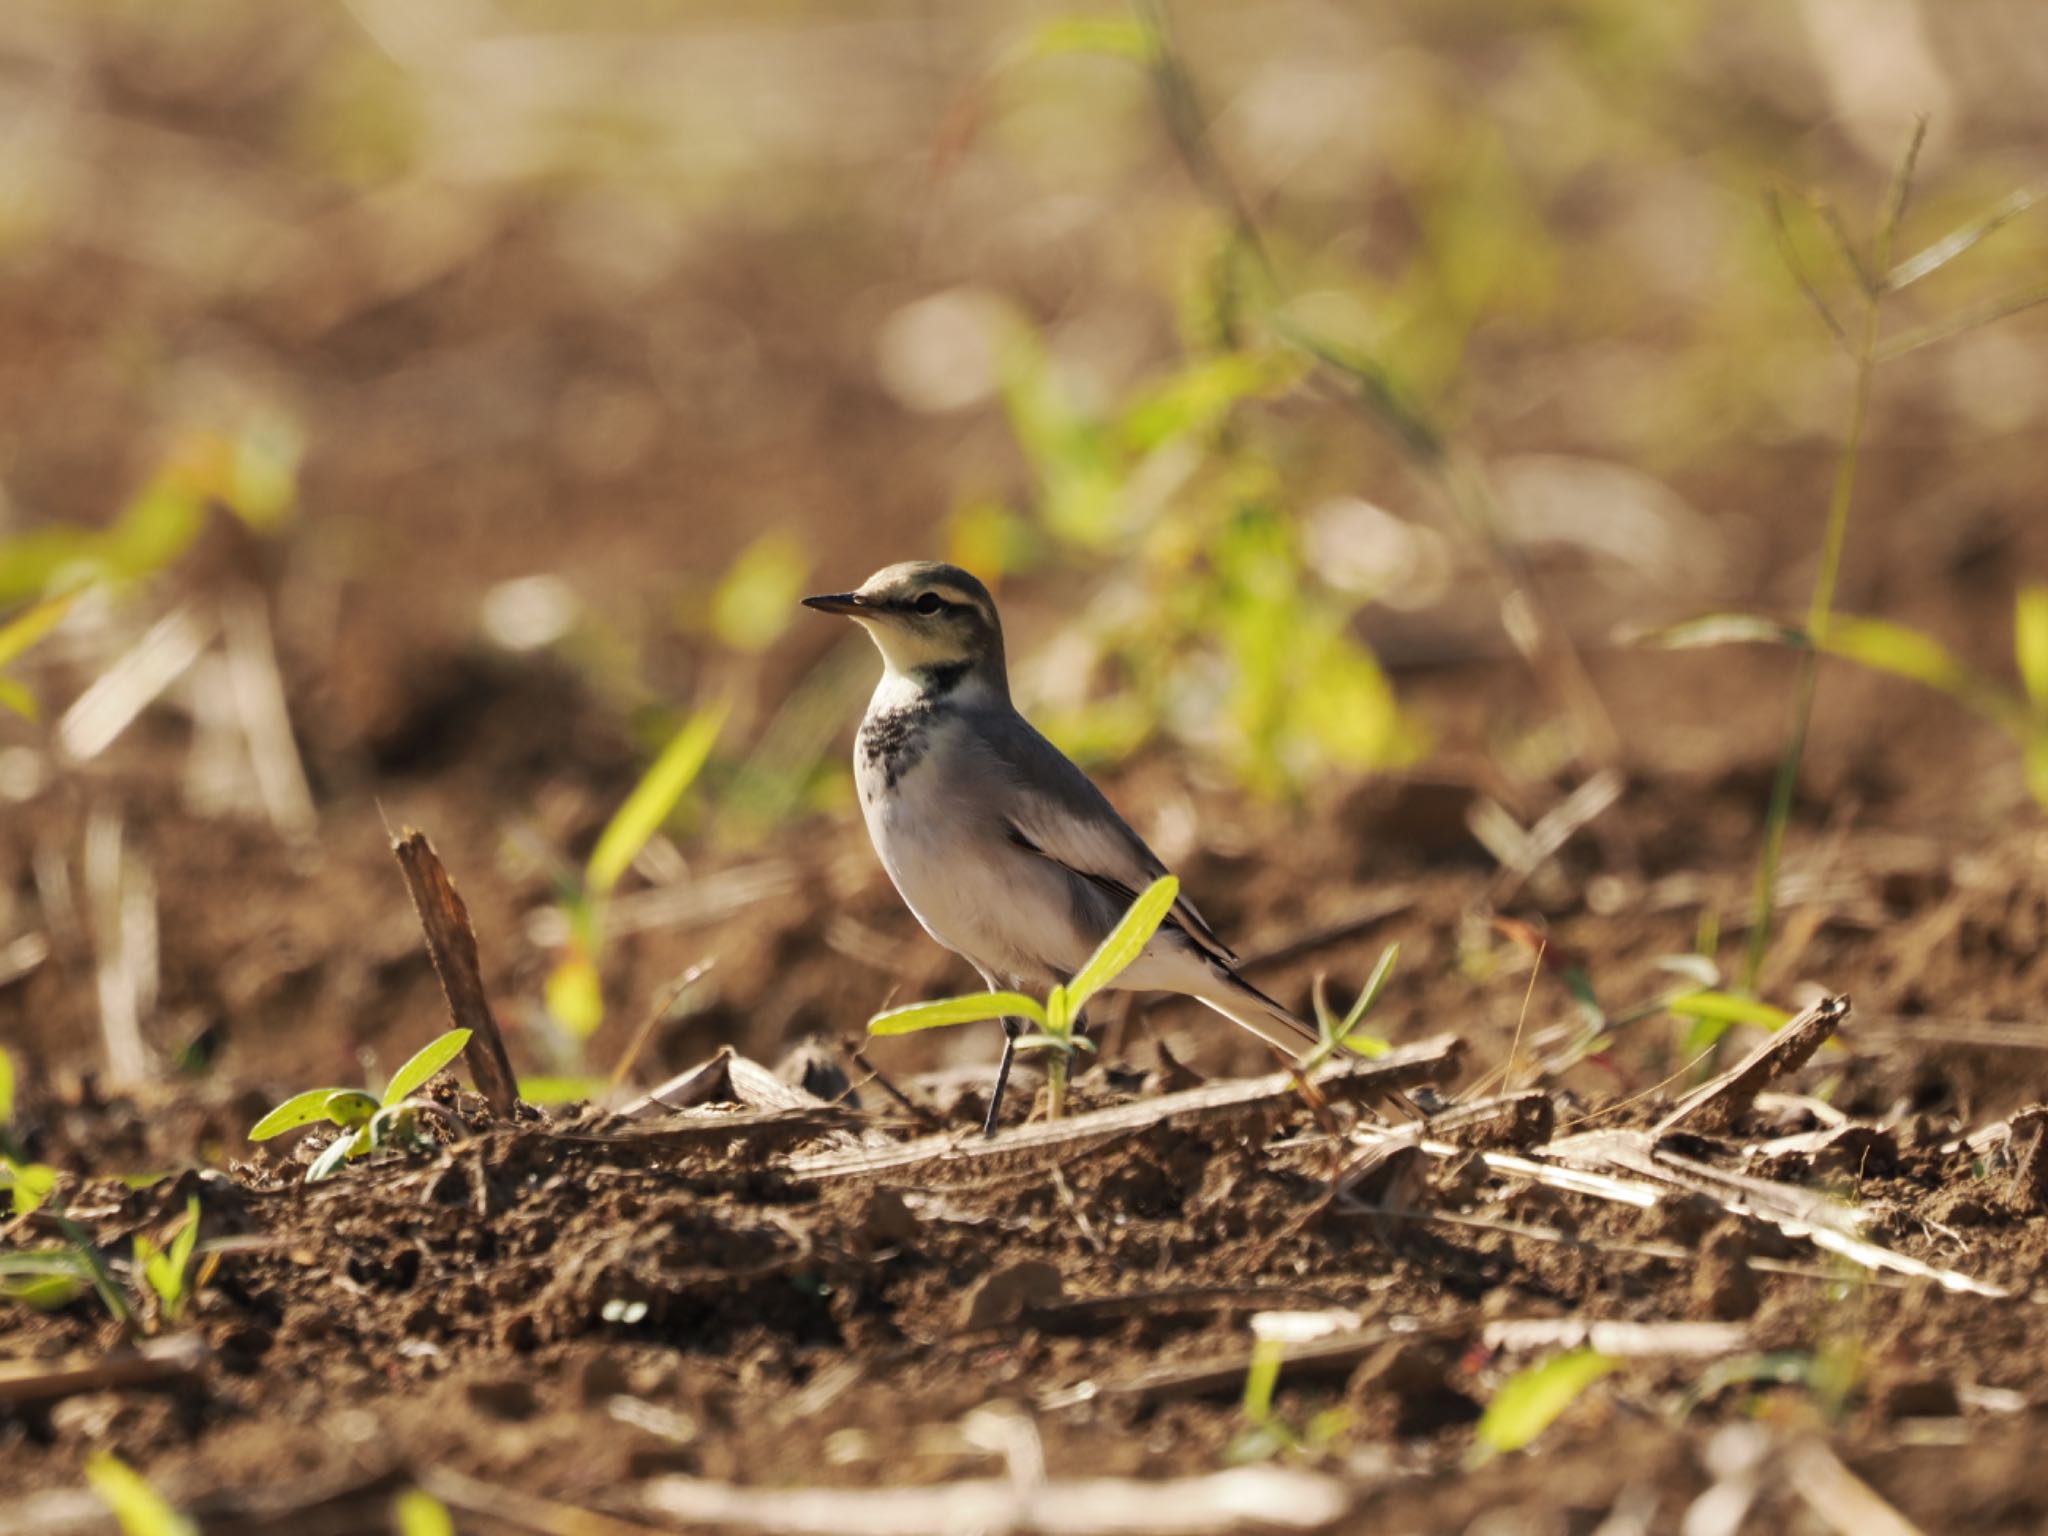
[913,592,945,615]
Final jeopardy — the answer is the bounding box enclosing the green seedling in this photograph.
[132,1195,203,1324]
[1470,1348,1618,1464]
[1304,944,1398,1071]
[545,699,727,1038]
[1226,1328,1352,1464]
[247,1027,472,1183]
[869,875,1180,1121]
[85,1452,197,1536]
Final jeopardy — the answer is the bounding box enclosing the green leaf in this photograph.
[1822,615,1978,699]
[393,1490,457,1536]
[1339,943,1400,1042]
[1066,875,1179,1018]
[85,1452,198,1536]
[306,1129,367,1184]
[165,1195,200,1301]
[322,1090,379,1129]
[1119,351,1300,451]
[709,532,811,653]
[587,701,729,896]
[1473,1349,1618,1459]
[0,1250,100,1275]
[1670,990,1790,1057]
[868,992,1049,1036]
[247,1087,351,1141]
[545,954,605,1038]
[2,1271,84,1310]
[2016,586,2048,712]
[382,1028,473,1106]
[1665,991,1792,1030]
[0,588,79,670]
[516,1075,611,1105]
[2,1158,60,1215]
[1018,15,1154,63]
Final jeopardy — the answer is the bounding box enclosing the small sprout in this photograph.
[867,877,1180,1121]
[248,1027,472,1184]
[1471,1348,1618,1462]
[133,1194,202,1325]
[1306,943,1399,1072]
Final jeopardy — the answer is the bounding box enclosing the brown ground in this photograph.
[5,4,2048,1533]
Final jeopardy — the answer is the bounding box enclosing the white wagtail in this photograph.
[804,561,1316,1131]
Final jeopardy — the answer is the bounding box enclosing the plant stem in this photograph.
[1741,270,1883,992]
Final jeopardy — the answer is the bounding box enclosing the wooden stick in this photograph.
[391,829,519,1119]
[788,1036,1464,1185]
[0,1334,206,1409]
[1653,995,1848,1136]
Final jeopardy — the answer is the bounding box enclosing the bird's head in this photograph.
[802,561,1007,693]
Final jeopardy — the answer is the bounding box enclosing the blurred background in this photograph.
[2,0,2046,1122]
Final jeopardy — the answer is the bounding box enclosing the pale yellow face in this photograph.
[803,562,1004,679]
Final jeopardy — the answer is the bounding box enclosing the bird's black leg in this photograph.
[983,1015,1025,1137]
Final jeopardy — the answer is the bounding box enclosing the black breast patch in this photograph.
[860,704,935,790]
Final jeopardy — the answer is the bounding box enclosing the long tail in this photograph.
[1187,963,1319,1059]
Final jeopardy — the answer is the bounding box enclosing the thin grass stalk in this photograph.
[1741,126,1921,992]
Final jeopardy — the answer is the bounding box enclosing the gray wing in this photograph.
[967,705,1239,967]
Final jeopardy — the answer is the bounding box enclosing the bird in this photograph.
[803,560,1317,1133]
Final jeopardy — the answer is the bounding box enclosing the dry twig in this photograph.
[390,828,520,1118]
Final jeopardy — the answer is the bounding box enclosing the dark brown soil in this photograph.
[6,4,2048,1533]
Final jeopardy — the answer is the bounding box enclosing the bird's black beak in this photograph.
[801,592,866,616]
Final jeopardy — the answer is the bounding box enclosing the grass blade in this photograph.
[1878,278,2048,360]
[1886,185,2042,290]
[869,992,1048,1036]
[383,1027,473,1105]
[1666,990,1792,1030]
[1339,943,1400,1040]
[53,1217,133,1326]
[1473,1349,1618,1460]
[1067,875,1179,1017]
[0,588,80,671]
[85,1452,198,1536]
[2015,586,2048,711]
[587,701,729,897]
